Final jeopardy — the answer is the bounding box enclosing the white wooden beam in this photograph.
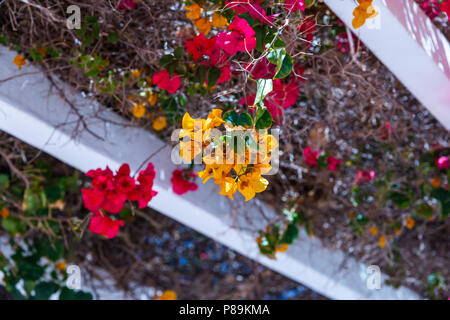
[324,0,450,130]
[0,46,419,299]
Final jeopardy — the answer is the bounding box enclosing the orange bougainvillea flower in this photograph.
[369,226,379,236]
[147,92,158,106]
[431,177,441,188]
[132,103,146,119]
[159,290,177,300]
[276,244,289,253]
[132,69,141,78]
[55,261,67,272]
[405,217,415,230]
[212,12,228,28]
[185,3,202,20]
[194,17,212,35]
[0,208,9,219]
[352,0,378,29]
[13,55,26,70]
[378,235,387,248]
[153,115,167,131]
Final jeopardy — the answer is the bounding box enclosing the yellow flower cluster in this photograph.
[184,3,228,35]
[352,0,378,29]
[179,110,277,202]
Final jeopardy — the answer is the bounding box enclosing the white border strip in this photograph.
[324,0,450,130]
[0,47,419,299]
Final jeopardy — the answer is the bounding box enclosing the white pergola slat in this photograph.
[0,46,419,299]
[324,0,450,130]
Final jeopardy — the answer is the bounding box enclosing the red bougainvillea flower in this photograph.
[225,0,277,24]
[335,31,361,54]
[303,147,321,166]
[380,123,393,140]
[285,0,305,12]
[239,78,301,120]
[216,17,256,56]
[442,1,450,19]
[297,17,316,48]
[152,69,181,94]
[327,156,342,171]
[171,169,198,195]
[244,57,276,79]
[436,156,450,169]
[264,78,300,119]
[83,163,157,239]
[185,34,216,62]
[355,170,376,185]
[117,0,137,11]
[420,0,441,19]
[89,213,124,239]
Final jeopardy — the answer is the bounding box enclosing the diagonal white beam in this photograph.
[324,0,450,130]
[0,46,419,299]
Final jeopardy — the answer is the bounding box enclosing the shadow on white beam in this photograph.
[0,46,419,299]
[324,0,450,130]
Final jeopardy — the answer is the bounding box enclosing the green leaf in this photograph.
[280,223,298,245]
[267,47,293,79]
[254,79,273,106]
[223,110,239,126]
[431,187,450,218]
[2,216,21,235]
[254,108,273,130]
[207,66,221,89]
[254,25,266,52]
[159,54,174,68]
[174,47,184,59]
[33,282,60,300]
[59,287,93,300]
[0,174,9,188]
[107,32,120,44]
[387,191,411,208]
[237,113,253,128]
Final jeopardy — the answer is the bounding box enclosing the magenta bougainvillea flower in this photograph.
[297,17,316,48]
[83,163,157,239]
[327,156,342,171]
[225,0,277,24]
[355,170,376,185]
[117,0,137,11]
[419,0,441,19]
[303,147,321,166]
[152,69,181,94]
[436,156,449,169]
[216,17,256,56]
[171,169,198,195]
[285,0,306,12]
[185,34,216,62]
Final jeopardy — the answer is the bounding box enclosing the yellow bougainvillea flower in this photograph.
[378,235,387,248]
[276,244,289,253]
[147,92,158,106]
[395,228,401,236]
[13,55,26,70]
[369,226,378,236]
[352,0,378,29]
[405,217,415,230]
[132,103,146,119]
[55,261,67,272]
[185,3,202,20]
[153,115,167,131]
[237,171,269,202]
[218,176,238,200]
[212,12,228,28]
[0,208,9,219]
[194,17,212,35]
[159,290,177,300]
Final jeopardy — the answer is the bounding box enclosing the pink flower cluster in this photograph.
[171,169,198,195]
[82,163,157,239]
